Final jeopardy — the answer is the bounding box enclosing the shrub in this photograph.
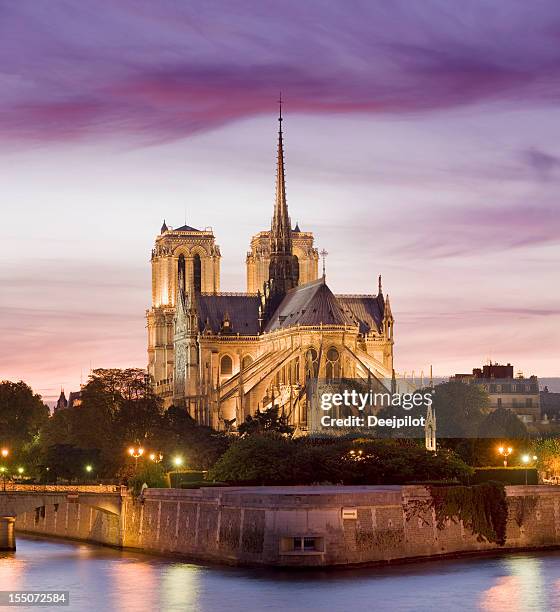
[208,436,473,486]
[128,461,167,496]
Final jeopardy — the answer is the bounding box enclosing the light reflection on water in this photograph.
[1,536,560,611]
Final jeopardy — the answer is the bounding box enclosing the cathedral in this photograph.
[147,107,395,431]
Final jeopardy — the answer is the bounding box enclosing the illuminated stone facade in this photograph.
[147,110,395,431]
[246,229,318,294]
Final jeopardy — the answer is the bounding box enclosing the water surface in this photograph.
[1,536,559,611]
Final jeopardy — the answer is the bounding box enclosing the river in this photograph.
[1,536,559,611]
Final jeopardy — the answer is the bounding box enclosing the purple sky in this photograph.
[1,1,559,402]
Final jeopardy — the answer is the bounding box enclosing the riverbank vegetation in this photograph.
[0,372,552,488]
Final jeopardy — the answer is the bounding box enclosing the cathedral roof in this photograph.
[196,294,260,335]
[336,295,384,334]
[264,279,357,332]
[174,224,201,232]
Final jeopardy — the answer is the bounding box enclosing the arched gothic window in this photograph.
[178,254,186,292]
[325,347,340,381]
[242,355,253,371]
[193,253,202,292]
[220,355,233,377]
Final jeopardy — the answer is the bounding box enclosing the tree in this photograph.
[238,405,293,436]
[431,381,490,438]
[128,461,167,496]
[161,406,230,470]
[0,380,49,452]
[532,438,560,478]
[208,436,472,485]
[44,444,100,482]
[38,368,165,478]
[477,407,527,439]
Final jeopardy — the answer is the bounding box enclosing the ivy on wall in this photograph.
[429,483,508,545]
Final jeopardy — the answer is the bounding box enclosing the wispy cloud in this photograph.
[397,201,560,259]
[522,147,560,180]
[3,1,560,143]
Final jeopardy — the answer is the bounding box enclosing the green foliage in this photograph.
[0,380,49,452]
[128,461,167,496]
[39,368,162,477]
[238,405,293,436]
[208,436,473,485]
[477,407,528,439]
[432,381,490,437]
[472,467,538,485]
[429,483,508,545]
[451,438,527,467]
[163,406,230,470]
[43,444,100,482]
[531,438,560,477]
[37,370,229,478]
[375,381,490,441]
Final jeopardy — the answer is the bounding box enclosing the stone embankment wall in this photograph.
[16,485,560,567]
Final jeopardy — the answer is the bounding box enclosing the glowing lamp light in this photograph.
[173,456,184,468]
[522,455,530,464]
[1,448,8,459]
[85,465,93,473]
[17,467,24,474]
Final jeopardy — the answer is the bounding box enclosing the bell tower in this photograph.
[147,221,220,403]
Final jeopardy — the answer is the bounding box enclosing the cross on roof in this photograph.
[320,248,328,278]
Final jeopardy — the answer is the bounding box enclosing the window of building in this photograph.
[325,347,340,381]
[220,355,233,376]
[497,397,502,407]
[178,254,186,292]
[193,253,202,292]
[242,355,253,370]
[291,537,320,552]
[526,398,533,408]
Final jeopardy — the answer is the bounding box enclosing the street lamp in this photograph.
[498,445,513,467]
[149,452,163,463]
[521,454,538,485]
[1,449,10,490]
[128,446,145,468]
[172,456,183,468]
[16,467,24,481]
[85,464,93,475]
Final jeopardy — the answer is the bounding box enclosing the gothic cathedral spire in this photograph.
[268,95,299,296]
[270,95,292,256]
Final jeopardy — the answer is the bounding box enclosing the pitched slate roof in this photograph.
[264,279,357,332]
[336,295,384,334]
[196,294,260,334]
[174,224,201,232]
[192,283,386,336]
